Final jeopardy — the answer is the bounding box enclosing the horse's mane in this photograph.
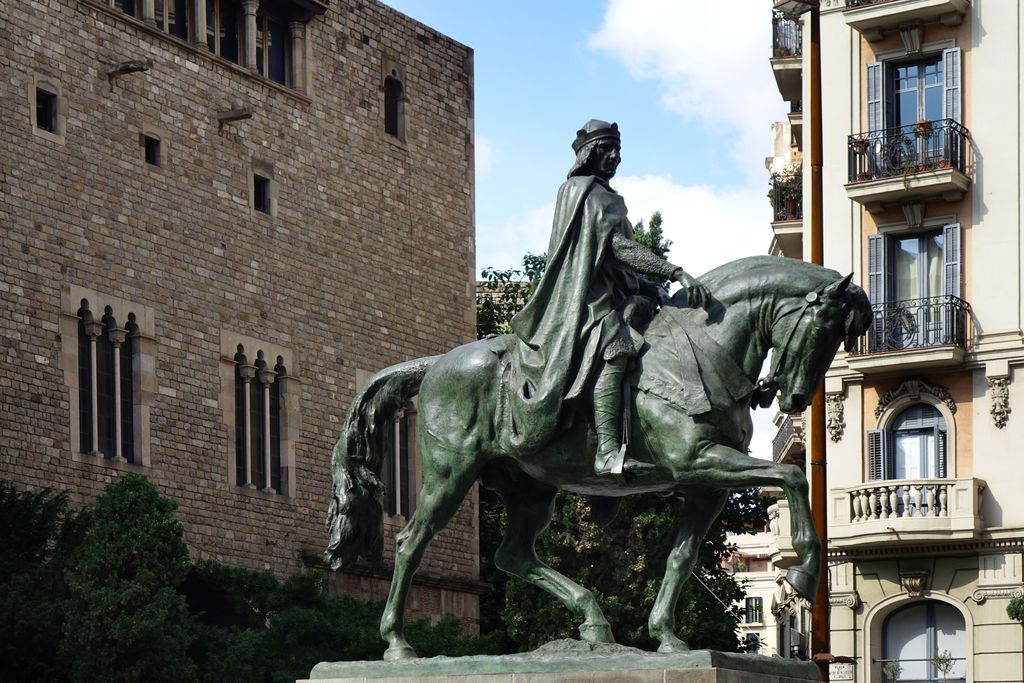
[697,255,843,303]
[659,255,872,351]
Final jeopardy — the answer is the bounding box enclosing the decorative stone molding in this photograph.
[829,593,860,609]
[988,376,1010,429]
[875,377,956,418]
[826,392,846,442]
[900,570,930,597]
[971,586,1024,604]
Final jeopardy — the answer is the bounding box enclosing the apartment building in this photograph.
[768,1,1023,680]
[0,0,482,628]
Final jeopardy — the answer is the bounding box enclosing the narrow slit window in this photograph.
[253,174,271,214]
[384,73,404,138]
[36,88,57,133]
[141,134,161,166]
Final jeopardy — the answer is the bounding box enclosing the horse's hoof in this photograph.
[579,622,615,643]
[383,644,418,660]
[785,566,818,604]
[657,638,691,653]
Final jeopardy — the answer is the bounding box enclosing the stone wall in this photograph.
[0,0,480,627]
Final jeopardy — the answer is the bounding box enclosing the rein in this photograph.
[753,288,826,407]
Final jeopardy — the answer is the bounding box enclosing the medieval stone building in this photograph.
[0,0,482,628]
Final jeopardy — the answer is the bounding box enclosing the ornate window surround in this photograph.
[59,284,156,469]
[871,377,958,478]
[219,331,300,498]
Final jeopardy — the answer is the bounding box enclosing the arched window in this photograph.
[869,404,947,480]
[882,601,966,682]
[233,346,286,493]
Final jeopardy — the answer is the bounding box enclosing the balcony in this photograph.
[771,11,803,103]
[846,119,971,213]
[789,100,803,151]
[830,477,985,548]
[772,413,805,465]
[844,0,971,42]
[847,295,970,373]
[767,499,799,568]
[769,168,803,259]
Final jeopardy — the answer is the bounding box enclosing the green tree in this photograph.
[632,210,673,261]
[62,473,196,683]
[501,490,765,651]
[475,212,766,652]
[0,484,90,682]
[476,252,547,338]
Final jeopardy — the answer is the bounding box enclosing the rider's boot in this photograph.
[593,357,628,476]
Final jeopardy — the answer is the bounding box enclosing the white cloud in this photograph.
[476,201,554,273]
[615,173,772,277]
[475,135,494,181]
[588,0,787,182]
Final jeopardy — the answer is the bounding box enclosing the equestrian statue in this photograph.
[324,120,873,660]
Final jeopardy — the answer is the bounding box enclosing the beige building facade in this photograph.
[0,0,482,628]
[769,1,1024,680]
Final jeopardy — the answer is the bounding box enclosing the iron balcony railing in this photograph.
[790,100,803,114]
[772,416,795,463]
[770,173,803,222]
[852,295,970,355]
[848,119,969,183]
[845,0,885,7]
[772,10,803,58]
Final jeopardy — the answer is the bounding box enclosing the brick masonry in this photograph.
[0,0,481,629]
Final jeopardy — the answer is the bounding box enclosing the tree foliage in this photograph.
[2,476,495,682]
[0,484,90,682]
[62,473,196,683]
[476,252,547,338]
[501,491,766,652]
[474,212,766,652]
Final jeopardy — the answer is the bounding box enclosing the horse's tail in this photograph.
[324,356,439,570]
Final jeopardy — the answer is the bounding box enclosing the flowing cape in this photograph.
[507,175,633,449]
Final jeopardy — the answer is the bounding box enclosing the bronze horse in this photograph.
[325,255,872,659]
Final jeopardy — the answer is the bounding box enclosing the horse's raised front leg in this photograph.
[379,443,481,660]
[689,444,821,604]
[648,490,728,653]
[483,465,614,644]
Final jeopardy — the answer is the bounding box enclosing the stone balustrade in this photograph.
[831,477,986,549]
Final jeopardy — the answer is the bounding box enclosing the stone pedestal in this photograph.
[302,640,821,683]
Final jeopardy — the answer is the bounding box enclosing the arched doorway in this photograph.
[882,600,966,681]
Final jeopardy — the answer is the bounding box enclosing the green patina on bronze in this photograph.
[323,121,873,663]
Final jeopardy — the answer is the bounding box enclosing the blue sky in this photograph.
[383,0,791,456]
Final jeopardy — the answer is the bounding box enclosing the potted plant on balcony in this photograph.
[768,166,802,220]
[914,119,933,137]
[851,137,869,155]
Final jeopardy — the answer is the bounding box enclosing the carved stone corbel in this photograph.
[826,392,845,442]
[988,376,1010,429]
[900,570,930,597]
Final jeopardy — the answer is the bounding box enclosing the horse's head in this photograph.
[768,272,873,413]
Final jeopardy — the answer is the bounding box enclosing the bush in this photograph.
[1007,594,1024,622]
[3,476,496,682]
[0,484,90,682]
[61,473,196,683]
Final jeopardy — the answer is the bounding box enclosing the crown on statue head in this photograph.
[572,120,620,153]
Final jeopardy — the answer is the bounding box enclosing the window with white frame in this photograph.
[882,601,966,682]
[383,403,417,518]
[868,404,948,482]
[859,46,964,180]
[744,597,764,624]
[866,223,962,351]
